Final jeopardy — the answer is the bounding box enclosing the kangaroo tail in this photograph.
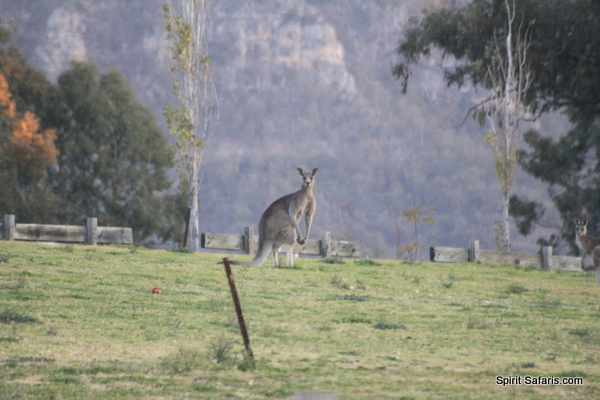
[228,240,272,267]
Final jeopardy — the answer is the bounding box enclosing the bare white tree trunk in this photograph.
[502,192,510,251]
[480,0,532,252]
[188,158,200,251]
[164,0,219,252]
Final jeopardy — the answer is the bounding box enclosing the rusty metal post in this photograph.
[222,257,254,360]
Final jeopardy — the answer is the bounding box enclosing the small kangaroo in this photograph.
[229,168,318,267]
[573,218,600,271]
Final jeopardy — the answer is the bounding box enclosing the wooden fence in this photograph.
[201,227,363,258]
[1,215,133,245]
[430,240,582,272]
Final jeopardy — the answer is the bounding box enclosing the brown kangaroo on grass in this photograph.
[229,168,318,267]
[573,218,600,272]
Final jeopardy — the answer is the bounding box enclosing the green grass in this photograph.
[0,241,599,399]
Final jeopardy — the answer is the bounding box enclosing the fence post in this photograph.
[542,246,553,270]
[4,215,15,241]
[591,246,600,283]
[86,217,97,245]
[469,240,479,263]
[321,232,331,258]
[244,227,255,255]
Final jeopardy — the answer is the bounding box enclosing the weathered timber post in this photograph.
[4,215,15,241]
[592,247,600,284]
[86,218,98,245]
[469,240,480,263]
[244,227,255,255]
[541,246,553,270]
[222,258,254,360]
[321,232,331,258]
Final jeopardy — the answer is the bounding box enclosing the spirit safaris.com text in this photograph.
[496,375,584,387]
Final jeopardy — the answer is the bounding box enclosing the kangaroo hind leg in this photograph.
[284,244,294,267]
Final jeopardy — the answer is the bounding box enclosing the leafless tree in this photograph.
[163,0,219,251]
[478,0,532,252]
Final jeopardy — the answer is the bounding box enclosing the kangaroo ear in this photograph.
[311,168,318,176]
[297,167,305,176]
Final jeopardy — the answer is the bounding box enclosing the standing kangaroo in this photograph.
[573,218,600,271]
[229,168,318,267]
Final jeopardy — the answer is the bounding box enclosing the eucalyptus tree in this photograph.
[163,0,219,251]
[394,0,600,251]
[54,61,182,243]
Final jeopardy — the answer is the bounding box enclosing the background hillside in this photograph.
[0,0,565,256]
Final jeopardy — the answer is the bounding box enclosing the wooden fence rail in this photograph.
[201,228,363,258]
[1,215,133,245]
[430,240,582,272]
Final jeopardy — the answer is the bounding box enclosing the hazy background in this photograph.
[0,0,567,257]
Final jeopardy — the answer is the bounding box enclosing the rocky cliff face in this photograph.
[14,1,367,102]
[0,0,554,254]
[214,1,357,96]
[35,5,87,82]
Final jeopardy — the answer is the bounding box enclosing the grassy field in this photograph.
[0,241,598,399]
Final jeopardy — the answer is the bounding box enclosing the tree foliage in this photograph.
[394,0,600,252]
[0,73,58,221]
[0,19,185,243]
[395,0,600,116]
[0,18,62,222]
[53,61,184,243]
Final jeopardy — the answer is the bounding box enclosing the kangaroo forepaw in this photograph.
[297,237,305,245]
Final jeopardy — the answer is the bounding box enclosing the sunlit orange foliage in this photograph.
[0,73,57,164]
[0,73,16,118]
[11,111,58,163]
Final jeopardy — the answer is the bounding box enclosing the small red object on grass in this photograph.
[152,287,162,294]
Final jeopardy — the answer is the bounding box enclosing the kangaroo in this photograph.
[573,218,600,271]
[229,168,318,267]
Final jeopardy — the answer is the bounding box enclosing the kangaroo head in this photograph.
[297,167,318,189]
[574,218,589,236]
